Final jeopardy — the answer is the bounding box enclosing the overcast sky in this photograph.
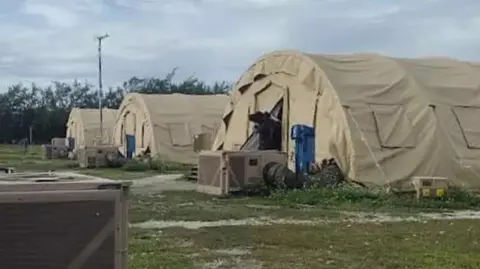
[0,0,479,91]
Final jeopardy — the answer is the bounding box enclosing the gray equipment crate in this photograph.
[0,174,130,269]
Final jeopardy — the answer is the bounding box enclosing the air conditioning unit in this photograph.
[0,174,130,269]
[193,133,213,152]
[196,150,287,196]
[77,145,119,168]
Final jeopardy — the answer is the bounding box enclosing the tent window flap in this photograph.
[452,106,480,149]
[254,83,284,113]
[168,123,192,146]
[370,104,415,148]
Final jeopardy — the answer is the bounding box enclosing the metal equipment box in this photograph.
[77,145,120,168]
[42,144,53,159]
[193,133,213,153]
[51,145,69,159]
[196,150,287,196]
[411,176,450,199]
[51,137,67,147]
[0,173,130,269]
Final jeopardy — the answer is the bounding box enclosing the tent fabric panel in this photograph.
[167,123,192,147]
[432,105,480,189]
[285,87,318,170]
[223,98,252,151]
[396,58,480,106]
[370,104,416,148]
[254,81,285,113]
[347,106,382,150]
[314,84,353,176]
[124,112,136,136]
[451,106,480,149]
[66,108,118,149]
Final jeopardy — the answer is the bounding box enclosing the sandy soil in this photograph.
[131,210,480,230]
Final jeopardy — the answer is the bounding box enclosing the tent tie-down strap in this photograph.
[345,109,391,190]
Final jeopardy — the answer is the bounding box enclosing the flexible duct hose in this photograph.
[263,159,366,190]
[263,162,304,189]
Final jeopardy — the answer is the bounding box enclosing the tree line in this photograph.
[0,69,231,144]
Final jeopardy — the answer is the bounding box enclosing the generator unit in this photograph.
[42,144,53,159]
[196,150,288,196]
[52,145,69,159]
[51,137,67,147]
[193,133,213,152]
[77,145,120,168]
[0,173,130,269]
[410,176,450,199]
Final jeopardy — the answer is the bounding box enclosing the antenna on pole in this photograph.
[95,33,109,144]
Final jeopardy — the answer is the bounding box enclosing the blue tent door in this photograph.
[126,135,135,159]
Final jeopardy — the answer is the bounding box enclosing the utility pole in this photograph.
[29,125,33,144]
[95,33,109,143]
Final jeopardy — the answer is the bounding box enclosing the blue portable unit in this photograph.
[126,135,136,159]
[291,124,315,174]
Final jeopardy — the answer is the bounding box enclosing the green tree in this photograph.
[0,69,230,143]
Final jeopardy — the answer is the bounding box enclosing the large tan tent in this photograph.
[113,93,228,164]
[66,108,118,149]
[213,50,480,191]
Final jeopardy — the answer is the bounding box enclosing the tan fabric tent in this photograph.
[213,50,480,191]
[113,93,229,164]
[66,108,118,149]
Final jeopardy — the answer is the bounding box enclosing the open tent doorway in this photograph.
[241,99,283,151]
[126,135,135,159]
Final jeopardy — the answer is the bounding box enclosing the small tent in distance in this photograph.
[66,108,118,150]
[213,50,480,192]
[113,93,229,164]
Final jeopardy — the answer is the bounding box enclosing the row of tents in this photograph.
[65,93,228,164]
[66,50,480,192]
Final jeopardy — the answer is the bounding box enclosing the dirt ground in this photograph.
[58,170,480,269]
[9,168,480,269]
[125,187,480,269]
[7,145,480,267]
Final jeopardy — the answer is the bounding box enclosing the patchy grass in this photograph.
[0,144,77,171]
[130,229,197,269]
[2,144,480,268]
[129,190,480,268]
[130,219,480,269]
[77,168,158,180]
[129,191,341,223]
[129,188,480,225]
[123,158,192,174]
[0,144,182,179]
[122,159,151,172]
[270,186,480,212]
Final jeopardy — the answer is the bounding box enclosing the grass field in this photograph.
[130,220,480,269]
[0,144,78,171]
[0,144,160,179]
[1,144,480,268]
[129,191,480,269]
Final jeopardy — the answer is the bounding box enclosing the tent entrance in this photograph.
[126,135,135,159]
[241,99,283,151]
